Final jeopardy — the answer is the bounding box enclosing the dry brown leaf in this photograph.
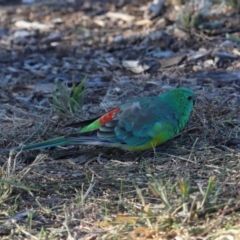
[115,214,138,224]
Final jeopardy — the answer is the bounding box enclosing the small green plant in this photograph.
[200,176,220,208]
[226,33,240,43]
[225,0,240,9]
[148,176,222,223]
[27,211,34,230]
[148,180,172,210]
[179,10,203,29]
[179,178,190,203]
[178,0,205,29]
[53,76,86,115]
[178,0,225,30]
[0,153,38,203]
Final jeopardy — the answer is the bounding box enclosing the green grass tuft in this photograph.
[52,76,86,116]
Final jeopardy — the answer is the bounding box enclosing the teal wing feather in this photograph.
[95,97,179,146]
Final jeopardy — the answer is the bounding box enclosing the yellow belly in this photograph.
[125,133,174,151]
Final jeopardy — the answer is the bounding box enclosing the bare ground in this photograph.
[0,0,240,239]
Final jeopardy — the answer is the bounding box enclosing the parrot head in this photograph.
[160,87,194,124]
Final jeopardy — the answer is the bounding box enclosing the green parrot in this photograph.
[1,88,194,154]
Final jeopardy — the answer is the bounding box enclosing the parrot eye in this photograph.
[187,96,193,101]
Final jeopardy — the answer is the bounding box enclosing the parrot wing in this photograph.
[67,97,179,147]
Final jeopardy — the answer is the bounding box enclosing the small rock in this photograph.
[0,27,8,38]
[22,0,36,3]
[203,59,215,68]
[52,18,63,24]
[41,32,62,44]
[13,29,32,38]
[213,51,238,60]
[122,60,150,73]
[114,35,124,43]
[220,40,234,47]
[15,20,53,30]
[151,50,174,58]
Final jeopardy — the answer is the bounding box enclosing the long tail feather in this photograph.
[1,136,72,154]
[1,134,123,154]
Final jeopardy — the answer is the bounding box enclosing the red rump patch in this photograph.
[99,108,120,125]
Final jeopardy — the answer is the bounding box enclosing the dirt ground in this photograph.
[0,0,240,239]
